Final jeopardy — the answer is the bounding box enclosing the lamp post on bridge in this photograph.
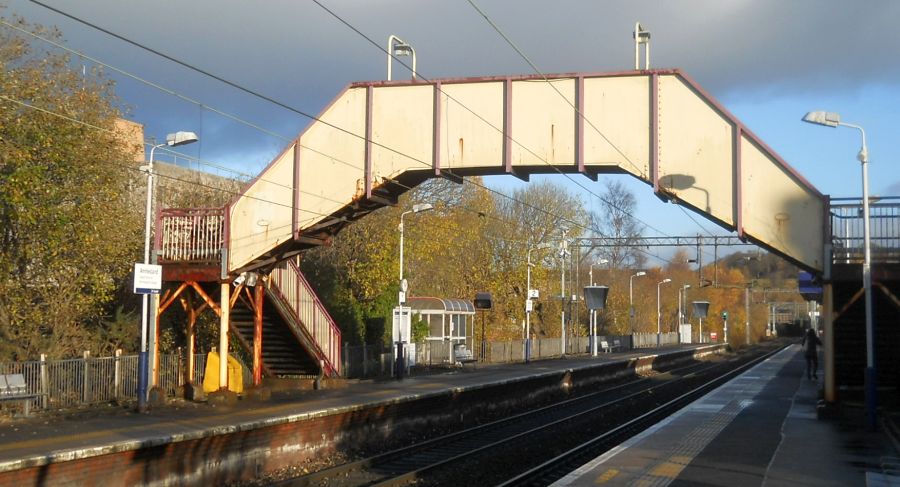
[139,131,198,412]
[803,110,876,430]
[387,35,417,81]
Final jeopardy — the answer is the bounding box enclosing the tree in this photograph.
[0,17,142,359]
[589,179,645,269]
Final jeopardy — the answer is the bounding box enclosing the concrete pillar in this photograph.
[219,282,230,390]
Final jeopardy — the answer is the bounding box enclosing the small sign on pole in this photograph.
[133,263,162,295]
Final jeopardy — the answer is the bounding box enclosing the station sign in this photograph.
[528,289,539,299]
[133,263,162,295]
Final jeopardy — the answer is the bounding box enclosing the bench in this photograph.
[0,374,39,417]
[599,340,624,354]
[453,345,476,366]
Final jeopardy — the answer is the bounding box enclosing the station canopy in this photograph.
[408,297,475,314]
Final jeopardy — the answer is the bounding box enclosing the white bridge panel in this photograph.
[582,76,650,177]
[226,70,826,273]
[440,82,505,169]
[372,85,435,180]
[742,135,823,270]
[229,145,295,271]
[657,75,735,228]
[296,87,367,226]
[510,79,576,167]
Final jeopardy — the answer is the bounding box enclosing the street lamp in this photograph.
[803,110,876,430]
[558,230,570,355]
[139,131,198,412]
[678,284,691,331]
[589,259,610,286]
[398,203,433,304]
[629,271,646,336]
[387,34,417,81]
[588,259,609,354]
[657,278,672,346]
[525,245,548,363]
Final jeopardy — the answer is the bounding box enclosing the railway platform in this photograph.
[0,343,894,486]
[553,344,899,487]
[0,344,721,485]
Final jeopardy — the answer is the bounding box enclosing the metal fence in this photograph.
[633,332,680,348]
[342,334,656,379]
[0,351,250,415]
[830,196,900,264]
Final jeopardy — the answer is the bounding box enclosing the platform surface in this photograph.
[0,345,707,471]
[553,345,899,487]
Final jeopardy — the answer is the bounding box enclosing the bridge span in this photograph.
[227,69,825,275]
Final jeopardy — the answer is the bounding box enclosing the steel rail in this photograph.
[496,344,787,486]
[281,357,728,486]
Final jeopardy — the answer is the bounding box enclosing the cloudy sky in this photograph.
[5,0,899,256]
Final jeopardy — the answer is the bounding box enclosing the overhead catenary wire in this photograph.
[18,2,679,266]
[464,0,720,249]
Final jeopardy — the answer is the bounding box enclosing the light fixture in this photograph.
[803,109,876,430]
[387,34,417,81]
[139,129,198,413]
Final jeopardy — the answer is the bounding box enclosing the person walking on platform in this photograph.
[802,328,822,380]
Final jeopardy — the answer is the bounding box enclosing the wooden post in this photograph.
[823,282,836,402]
[219,282,230,390]
[253,281,264,387]
[186,293,196,387]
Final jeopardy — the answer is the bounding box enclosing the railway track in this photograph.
[276,344,782,486]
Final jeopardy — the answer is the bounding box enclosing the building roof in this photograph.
[408,297,475,314]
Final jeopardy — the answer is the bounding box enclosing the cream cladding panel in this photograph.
[372,85,434,182]
[440,82,504,169]
[657,75,734,227]
[229,146,295,271]
[510,79,576,166]
[741,135,823,269]
[582,76,651,178]
[296,87,367,231]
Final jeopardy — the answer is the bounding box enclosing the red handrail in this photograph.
[268,260,342,376]
[156,208,225,264]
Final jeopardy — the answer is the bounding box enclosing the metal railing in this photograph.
[0,351,250,415]
[269,259,342,376]
[830,197,900,264]
[156,207,226,264]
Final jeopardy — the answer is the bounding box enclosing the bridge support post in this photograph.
[823,282,836,403]
[219,282,230,390]
[253,281,264,387]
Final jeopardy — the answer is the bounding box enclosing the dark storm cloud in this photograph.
[6,0,899,173]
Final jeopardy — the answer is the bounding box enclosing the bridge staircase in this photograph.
[828,197,900,394]
[157,208,341,379]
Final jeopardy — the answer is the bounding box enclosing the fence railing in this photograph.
[0,351,250,415]
[269,259,342,376]
[633,332,680,348]
[341,334,676,379]
[830,197,900,264]
[156,207,226,264]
